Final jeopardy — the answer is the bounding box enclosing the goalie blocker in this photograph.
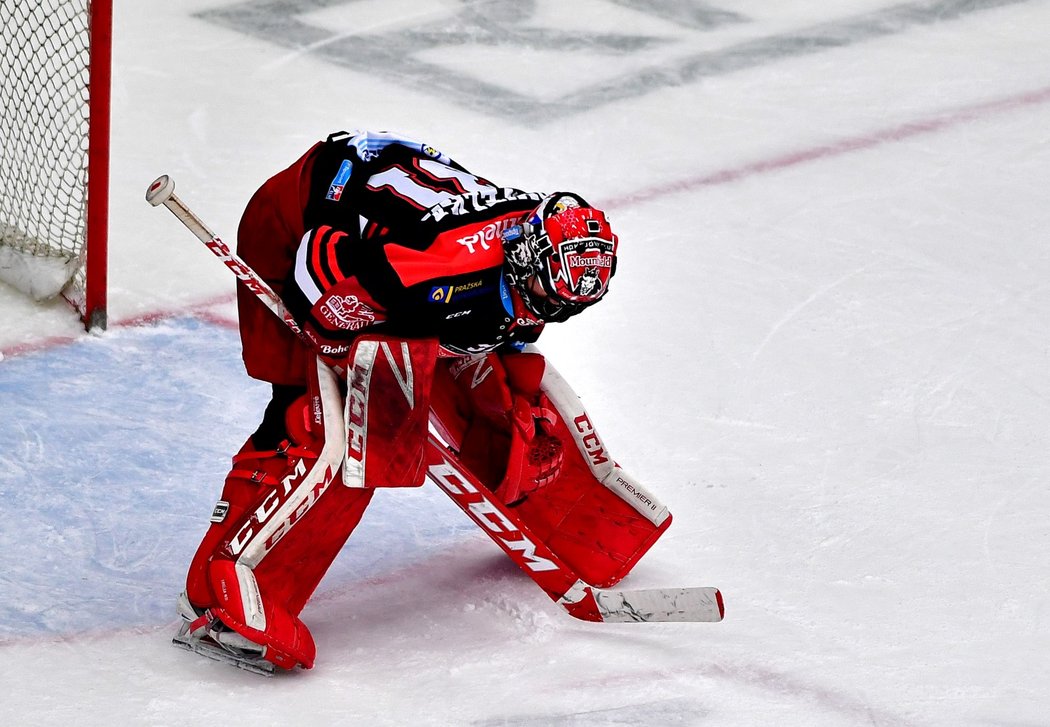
[178,335,681,672]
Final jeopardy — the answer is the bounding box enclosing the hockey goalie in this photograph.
[172,130,713,675]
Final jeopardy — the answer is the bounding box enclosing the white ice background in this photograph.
[1,1,1049,725]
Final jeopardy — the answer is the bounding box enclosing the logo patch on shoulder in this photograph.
[319,294,377,331]
[210,501,230,523]
[326,159,354,201]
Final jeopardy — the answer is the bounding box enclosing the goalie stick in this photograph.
[426,435,723,622]
[145,175,306,345]
[146,175,725,625]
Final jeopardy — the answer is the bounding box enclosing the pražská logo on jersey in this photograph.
[429,280,487,304]
[319,294,376,330]
[548,238,615,302]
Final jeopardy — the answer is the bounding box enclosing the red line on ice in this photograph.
[0,293,237,360]
[603,83,1050,210]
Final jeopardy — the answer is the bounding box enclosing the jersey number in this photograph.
[367,160,493,210]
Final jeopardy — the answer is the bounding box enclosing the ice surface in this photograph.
[1,1,1049,725]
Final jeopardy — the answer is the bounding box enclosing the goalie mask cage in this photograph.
[0,0,111,330]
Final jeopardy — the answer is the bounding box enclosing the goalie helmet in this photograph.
[501,192,618,322]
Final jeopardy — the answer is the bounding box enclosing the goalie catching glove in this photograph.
[447,351,567,505]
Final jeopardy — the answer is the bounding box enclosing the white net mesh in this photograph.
[0,0,91,301]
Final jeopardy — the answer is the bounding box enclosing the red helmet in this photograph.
[501,193,618,321]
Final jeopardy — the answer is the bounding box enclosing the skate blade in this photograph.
[172,632,275,677]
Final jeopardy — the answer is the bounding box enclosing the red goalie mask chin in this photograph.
[501,193,618,321]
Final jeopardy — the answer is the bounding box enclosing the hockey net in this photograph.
[0,0,111,330]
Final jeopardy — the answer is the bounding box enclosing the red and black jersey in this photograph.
[280,131,550,361]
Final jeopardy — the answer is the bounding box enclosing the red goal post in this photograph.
[0,0,111,331]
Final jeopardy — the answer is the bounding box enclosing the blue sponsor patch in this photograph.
[499,277,513,316]
[501,224,524,242]
[326,159,353,201]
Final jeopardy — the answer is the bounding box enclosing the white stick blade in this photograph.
[595,586,724,623]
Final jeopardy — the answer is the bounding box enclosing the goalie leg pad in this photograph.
[246,476,373,617]
[208,559,316,670]
[512,354,674,587]
[431,350,674,589]
[343,336,439,487]
[184,387,329,609]
[183,357,373,669]
[184,435,292,608]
